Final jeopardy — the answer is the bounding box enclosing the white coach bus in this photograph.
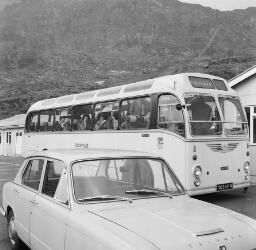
[23,73,250,195]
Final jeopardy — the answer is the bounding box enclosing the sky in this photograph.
[179,0,256,11]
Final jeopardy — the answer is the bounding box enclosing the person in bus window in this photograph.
[106,115,114,129]
[95,113,107,130]
[127,99,150,128]
[112,111,119,129]
[61,117,71,131]
[190,96,212,135]
[78,114,92,130]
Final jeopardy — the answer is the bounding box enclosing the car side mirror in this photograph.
[176,104,185,110]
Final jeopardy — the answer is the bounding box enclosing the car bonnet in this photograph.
[87,196,256,250]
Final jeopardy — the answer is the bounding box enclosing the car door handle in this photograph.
[13,189,20,194]
[30,200,38,205]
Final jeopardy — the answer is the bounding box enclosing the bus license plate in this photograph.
[217,183,233,191]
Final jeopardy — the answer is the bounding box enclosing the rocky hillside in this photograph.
[0,0,255,118]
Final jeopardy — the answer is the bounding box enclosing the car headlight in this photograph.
[194,165,202,178]
[244,161,250,174]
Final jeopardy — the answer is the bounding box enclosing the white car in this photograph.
[1,149,256,250]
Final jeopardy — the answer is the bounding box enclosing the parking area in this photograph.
[0,156,256,250]
[0,156,25,250]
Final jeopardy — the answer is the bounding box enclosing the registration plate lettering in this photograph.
[217,183,233,191]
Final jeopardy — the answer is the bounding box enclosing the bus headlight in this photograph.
[193,166,202,178]
[194,178,201,187]
[244,161,250,174]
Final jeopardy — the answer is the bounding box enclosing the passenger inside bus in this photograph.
[125,98,151,129]
[95,113,107,130]
[61,117,72,131]
[189,96,212,135]
[112,111,119,129]
[78,114,92,130]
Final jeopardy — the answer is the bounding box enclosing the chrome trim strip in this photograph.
[0,206,6,217]
[194,228,224,237]
[207,143,239,153]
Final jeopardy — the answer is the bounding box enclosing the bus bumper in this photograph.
[187,182,250,196]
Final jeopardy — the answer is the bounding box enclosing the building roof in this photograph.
[0,114,26,129]
[228,65,256,88]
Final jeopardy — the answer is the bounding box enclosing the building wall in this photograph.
[0,132,4,155]
[233,74,256,106]
[0,128,24,156]
[232,74,256,181]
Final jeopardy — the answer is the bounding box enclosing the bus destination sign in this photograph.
[212,79,227,91]
[189,76,215,89]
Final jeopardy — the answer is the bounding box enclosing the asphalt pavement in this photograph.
[0,156,25,250]
[0,156,256,250]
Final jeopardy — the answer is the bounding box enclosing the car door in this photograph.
[29,159,70,250]
[14,158,44,246]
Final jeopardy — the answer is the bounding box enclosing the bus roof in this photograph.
[28,73,236,112]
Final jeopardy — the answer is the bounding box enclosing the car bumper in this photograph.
[0,206,6,217]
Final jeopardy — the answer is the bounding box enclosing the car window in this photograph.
[72,158,184,202]
[41,160,67,202]
[22,159,44,190]
[107,159,124,180]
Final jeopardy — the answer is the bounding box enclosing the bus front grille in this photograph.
[207,143,239,153]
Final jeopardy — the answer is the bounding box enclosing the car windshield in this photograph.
[184,94,222,136]
[72,158,184,202]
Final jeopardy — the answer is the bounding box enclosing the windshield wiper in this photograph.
[185,95,200,106]
[77,195,132,203]
[125,189,172,198]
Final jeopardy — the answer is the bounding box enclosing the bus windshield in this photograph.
[185,94,248,136]
[218,96,247,136]
[185,94,222,136]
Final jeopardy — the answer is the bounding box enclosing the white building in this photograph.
[0,114,25,156]
[229,65,256,182]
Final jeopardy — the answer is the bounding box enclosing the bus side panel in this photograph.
[22,131,187,185]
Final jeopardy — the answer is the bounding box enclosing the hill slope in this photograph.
[0,0,255,118]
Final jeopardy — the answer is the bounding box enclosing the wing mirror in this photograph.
[176,104,186,110]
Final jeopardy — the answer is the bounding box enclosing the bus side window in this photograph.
[120,97,151,130]
[27,112,39,132]
[54,108,72,132]
[54,109,62,131]
[94,101,119,130]
[72,104,93,131]
[39,110,54,132]
[157,94,185,137]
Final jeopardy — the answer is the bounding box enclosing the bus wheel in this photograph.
[243,187,249,193]
[7,210,22,250]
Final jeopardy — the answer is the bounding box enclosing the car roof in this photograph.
[26,149,161,164]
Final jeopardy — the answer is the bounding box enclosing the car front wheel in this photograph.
[7,210,22,250]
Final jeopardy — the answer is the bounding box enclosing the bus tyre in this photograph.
[243,187,249,193]
[7,210,21,250]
